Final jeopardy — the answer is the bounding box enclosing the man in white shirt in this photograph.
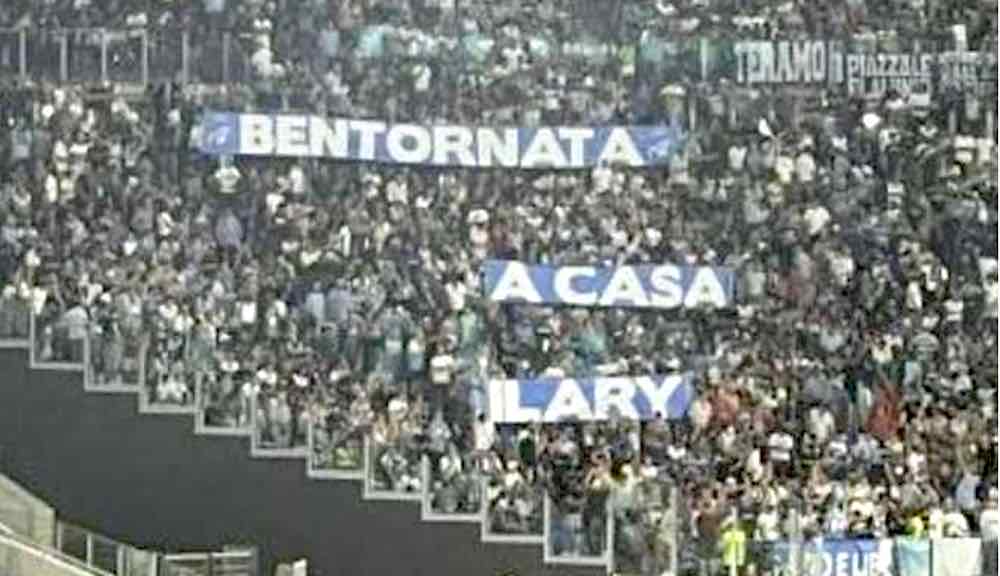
[768,426,795,479]
[61,304,88,362]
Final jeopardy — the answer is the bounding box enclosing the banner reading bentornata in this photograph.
[196,111,685,169]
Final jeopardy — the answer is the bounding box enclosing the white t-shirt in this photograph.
[215,165,241,194]
[809,408,836,443]
[943,511,970,536]
[474,420,495,452]
[239,301,258,325]
[756,509,781,541]
[979,509,1000,540]
[768,432,794,462]
[63,306,89,340]
[430,354,455,385]
[446,282,467,312]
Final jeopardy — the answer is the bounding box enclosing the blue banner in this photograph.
[487,375,693,423]
[481,261,736,309]
[196,111,685,169]
[759,539,887,576]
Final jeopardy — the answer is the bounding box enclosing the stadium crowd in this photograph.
[0,0,996,574]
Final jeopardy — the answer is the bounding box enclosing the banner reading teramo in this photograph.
[481,260,736,309]
[196,111,685,169]
[728,41,995,99]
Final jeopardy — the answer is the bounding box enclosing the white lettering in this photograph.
[489,262,543,304]
[835,552,849,576]
[683,268,730,309]
[352,120,387,160]
[898,56,911,79]
[599,266,648,307]
[386,124,432,164]
[544,380,592,421]
[811,42,827,82]
[558,127,595,167]
[594,378,639,420]
[791,41,812,82]
[818,553,833,576]
[919,54,934,77]
[309,117,349,158]
[597,128,643,166]
[433,125,476,166]
[553,266,598,306]
[755,42,775,83]
[488,380,541,423]
[635,375,686,418]
[846,54,862,95]
[734,42,750,83]
[648,265,685,308]
[851,552,869,576]
[828,44,844,84]
[241,114,273,155]
[490,376,693,423]
[275,115,310,157]
[477,128,519,167]
[776,41,794,82]
[521,128,568,168]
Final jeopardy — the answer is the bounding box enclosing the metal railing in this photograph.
[56,523,157,576]
[159,549,257,576]
[0,525,115,576]
[0,470,57,548]
[56,523,257,576]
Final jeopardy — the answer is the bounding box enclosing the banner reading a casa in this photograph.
[488,374,694,423]
[481,260,736,310]
[196,111,685,169]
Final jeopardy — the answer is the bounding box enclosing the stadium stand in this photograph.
[0,0,995,575]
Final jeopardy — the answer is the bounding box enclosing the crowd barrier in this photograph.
[158,549,258,576]
[0,528,112,576]
[0,473,57,549]
[56,523,157,576]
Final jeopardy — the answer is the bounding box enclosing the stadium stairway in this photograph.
[0,325,612,576]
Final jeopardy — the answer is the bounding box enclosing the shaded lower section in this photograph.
[0,350,601,576]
